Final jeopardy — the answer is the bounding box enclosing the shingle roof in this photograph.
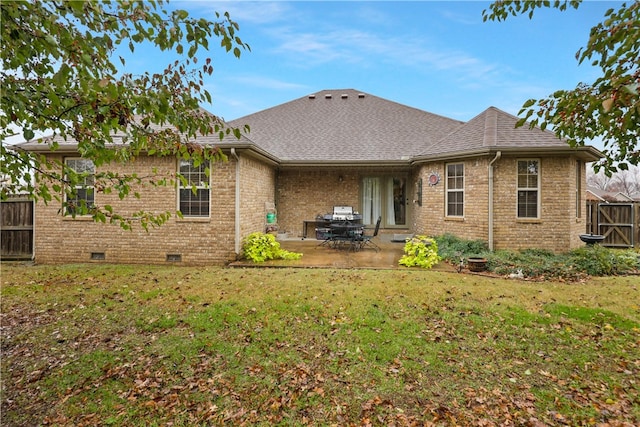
[393,106,570,157]
[15,109,255,153]
[586,186,636,202]
[16,89,603,163]
[228,89,463,162]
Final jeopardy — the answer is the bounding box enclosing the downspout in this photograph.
[488,151,501,251]
[231,148,241,255]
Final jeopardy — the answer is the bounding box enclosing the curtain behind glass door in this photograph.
[362,176,406,226]
[361,177,381,225]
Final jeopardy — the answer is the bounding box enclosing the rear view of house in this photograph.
[17,89,602,265]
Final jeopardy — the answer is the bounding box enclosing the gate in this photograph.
[0,199,34,260]
[597,203,635,248]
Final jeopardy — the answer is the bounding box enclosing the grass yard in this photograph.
[1,263,639,426]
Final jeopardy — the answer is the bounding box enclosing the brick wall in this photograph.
[33,150,587,264]
[492,156,585,253]
[412,159,490,241]
[275,167,411,238]
[237,153,277,237]
[34,153,240,265]
[276,168,361,237]
[412,155,588,253]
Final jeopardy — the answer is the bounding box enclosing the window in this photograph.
[178,159,210,217]
[65,158,95,215]
[517,159,539,218]
[446,163,464,217]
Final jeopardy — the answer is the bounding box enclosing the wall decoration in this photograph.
[428,171,440,186]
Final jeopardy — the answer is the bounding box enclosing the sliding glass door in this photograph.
[361,176,407,227]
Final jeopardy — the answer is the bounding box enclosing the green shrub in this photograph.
[242,232,302,263]
[434,233,488,262]
[399,236,441,269]
[487,250,576,280]
[432,233,639,279]
[569,245,638,276]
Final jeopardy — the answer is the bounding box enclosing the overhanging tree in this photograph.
[484,0,639,174]
[1,0,249,228]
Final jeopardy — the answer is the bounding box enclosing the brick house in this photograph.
[19,89,602,265]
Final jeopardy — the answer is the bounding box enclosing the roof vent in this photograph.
[325,94,332,99]
[166,253,182,262]
[341,94,348,99]
[308,94,316,99]
[358,93,365,98]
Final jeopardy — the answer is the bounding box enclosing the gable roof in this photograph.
[228,89,463,163]
[586,186,637,202]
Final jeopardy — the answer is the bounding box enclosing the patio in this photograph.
[231,234,456,271]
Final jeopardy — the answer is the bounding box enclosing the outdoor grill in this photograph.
[331,205,355,221]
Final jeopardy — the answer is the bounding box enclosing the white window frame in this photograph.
[64,158,95,215]
[177,158,210,217]
[446,163,464,217]
[516,159,540,219]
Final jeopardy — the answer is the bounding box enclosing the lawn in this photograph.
[1,263,639,426]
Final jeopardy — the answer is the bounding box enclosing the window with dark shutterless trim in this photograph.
[178,159,210,217]
[446,163,464,217]
[517,159,539,219]
[64,158,95,215]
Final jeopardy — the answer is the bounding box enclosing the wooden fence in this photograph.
[0,199,34,260]
[586,201,639,248]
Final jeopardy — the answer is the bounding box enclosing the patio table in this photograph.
[328,222,364,251]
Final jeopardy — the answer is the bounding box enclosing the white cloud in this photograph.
[265,21,507,91]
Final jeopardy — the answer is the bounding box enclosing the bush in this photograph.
[242,232,302,263]
[487,249,576,280]
[432,234,639,280]
[434,233,488,263]
[569,245,638,276]
[399,236,441,269]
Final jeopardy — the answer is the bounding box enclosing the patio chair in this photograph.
[357,216,381,251]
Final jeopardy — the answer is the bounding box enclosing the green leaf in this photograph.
[622,83,638,95]
[1,0,248,229]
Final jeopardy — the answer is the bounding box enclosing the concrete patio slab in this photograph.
[230,235,456,271]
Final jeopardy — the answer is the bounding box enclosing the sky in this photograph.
[115,0,620,128]
[4,1,619,148]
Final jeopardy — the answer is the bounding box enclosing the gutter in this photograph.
[277,159,411,168]
[411,145,604,164]
[231,148,241,255]
[488,151,501,251]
